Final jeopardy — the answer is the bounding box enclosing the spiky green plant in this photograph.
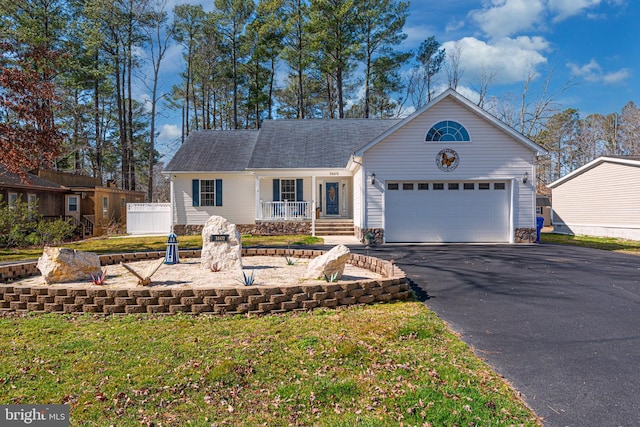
[239,270,256,286]
[323,271,339,283]
[284,256,296,266]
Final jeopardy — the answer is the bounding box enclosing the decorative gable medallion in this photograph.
[436,149,459,172]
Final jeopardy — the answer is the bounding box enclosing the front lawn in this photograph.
[541,232,640,255]
[0,303,540,426]
[0,234,323,263]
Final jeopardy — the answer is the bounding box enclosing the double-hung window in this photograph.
[272,178,303,202]
[68,196,79,213]
[280,179,296,201]
[192,179,223,207]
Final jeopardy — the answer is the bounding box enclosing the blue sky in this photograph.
[154,0,638,161]
[404,0,637,115]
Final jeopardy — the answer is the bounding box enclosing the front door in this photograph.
[325,182,340,215]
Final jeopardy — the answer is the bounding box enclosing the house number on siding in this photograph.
[329,172,339,176]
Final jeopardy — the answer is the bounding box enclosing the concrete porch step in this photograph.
[314,220,354,236]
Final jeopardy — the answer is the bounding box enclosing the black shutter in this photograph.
[296,179,303,201]
[272,179,280,201]
[192,180,199,206]
[215,179,223,206]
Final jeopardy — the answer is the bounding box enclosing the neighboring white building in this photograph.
[164,89,546,244]
[548,156,640,240]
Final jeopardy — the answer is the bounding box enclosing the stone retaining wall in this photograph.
[0,249,411,316]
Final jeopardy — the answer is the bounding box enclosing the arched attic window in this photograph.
[425,120,470,142]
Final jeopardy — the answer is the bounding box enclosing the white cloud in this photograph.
[156,124,183,160]
[445,19,465,33]
[469,0,626,37]
[469,0,546,39]
[443,36,550,85]
[567,59,631,84]
[548,0,603,22]
[159,43,186,75]
[602,68,631,84]
[158,124,181,141]
[403,24,439,49]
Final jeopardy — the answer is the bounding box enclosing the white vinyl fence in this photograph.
[126,203,171,235]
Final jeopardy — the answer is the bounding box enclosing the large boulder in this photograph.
[304,244,350,280]
[200,215,243,271]
[37,247,102,284]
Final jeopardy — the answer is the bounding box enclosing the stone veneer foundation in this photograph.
[514,228,536,243]
[0,248,411,316]
[174,224,535,244]
[174,222,311,236]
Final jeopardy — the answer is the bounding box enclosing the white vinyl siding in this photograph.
[364,97,536,233]
[552,161,640,240]
[173,173,256,225]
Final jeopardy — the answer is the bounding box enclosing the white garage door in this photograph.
[385,181,511,243]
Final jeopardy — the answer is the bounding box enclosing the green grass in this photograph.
[0,303,540,426]
[0,234,323,263]
[541,232,640,255]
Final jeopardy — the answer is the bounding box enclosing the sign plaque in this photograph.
[210,234,229,242]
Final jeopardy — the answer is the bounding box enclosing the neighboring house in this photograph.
[38,169,145,236]
[536,195,552,226]
[165,89,546,243]
[0,166,68,218]
[548,156,640,240]
[0,167,145,236]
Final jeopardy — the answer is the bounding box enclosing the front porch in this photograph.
[254,174,353,222]
[258,201,312,220]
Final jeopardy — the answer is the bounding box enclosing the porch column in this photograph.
[255,175,261,220]
[311,175,316,236]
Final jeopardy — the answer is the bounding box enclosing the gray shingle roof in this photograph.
[164,119,401,172]
[249,119,401,169]
[164,130,259,172]
[0,166,68,190]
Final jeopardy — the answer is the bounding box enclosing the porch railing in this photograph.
[259,201,311,220]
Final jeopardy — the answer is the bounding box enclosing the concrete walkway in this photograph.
[319,235,362,245]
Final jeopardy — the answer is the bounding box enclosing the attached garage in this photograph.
[353,89,546,244]
[384,181,511,243]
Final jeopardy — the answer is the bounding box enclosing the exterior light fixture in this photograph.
[523,171,529,184]
[368,173,376,185]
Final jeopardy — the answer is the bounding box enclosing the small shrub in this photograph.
[239,270,256,286]
[323,271,339,283]
[35,220,76,245]
[89,270,107,286]
[284,256,296,265]
[0,199,38,247]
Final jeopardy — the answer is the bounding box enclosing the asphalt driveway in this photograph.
[361,243,640,427]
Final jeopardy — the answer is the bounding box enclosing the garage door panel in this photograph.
[385,182,510,243]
